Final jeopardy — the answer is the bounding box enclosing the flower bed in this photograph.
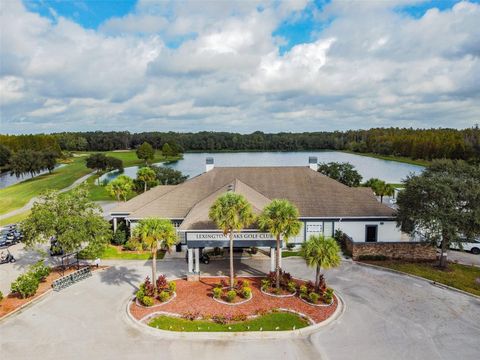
[260,271,298,297]
[298,276,335,306]
[211,279,253,305]
[129,277,338,325]
[135,275,177,307]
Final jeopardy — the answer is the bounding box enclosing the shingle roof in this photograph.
[118,167,395,226]
[178,179,271,230]
[110,185,177,214]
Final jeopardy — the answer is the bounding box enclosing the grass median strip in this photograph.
[148,312,309,332]
[98,245,165,260]
[363,260,480,296]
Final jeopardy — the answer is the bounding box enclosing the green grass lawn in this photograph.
[1,151,183,214]
[364,260,480,296]
[98,245,165,260]
[340,150,430,167]
[148,312,309,332]
[282,250,301,258]
[0,211,31,227]
[0,158,91,215]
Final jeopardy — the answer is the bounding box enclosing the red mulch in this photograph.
[130,277,337,324]
[0,266,106,318]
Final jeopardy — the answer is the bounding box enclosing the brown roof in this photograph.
[178,179,271,230]
[117,167,395,227]
[111,185,177,214]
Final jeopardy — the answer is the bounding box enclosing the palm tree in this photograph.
[132,218,178,290]
[376,182,395,203]
[300,235,341,292]
[209,192,254,289]
[258,199,301,289]
[136,167,156,193]
[106,175,133,201]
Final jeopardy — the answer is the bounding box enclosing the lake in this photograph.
[99,151,424,184]
[0,164,65,189]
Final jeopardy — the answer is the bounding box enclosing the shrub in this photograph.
[299,285,308,298]
[261,279,270,291]
[112,229,127,245]
[159,291,170,302]
[323,288,334,304]
[233,313,247,322]
[0,290,3,302]
[358,254,388,261]
[168,281,176,293]
[305,281,315,293]
[309,292,320,304]
[141,296,154,307]
[286,243,295,250]
[156,274,168,291]
[136,288,145,302]
[213,287,222,299]
[220,279,228,288]
[123,238,143,251]
[29,261,50,282]
[242,287,252,299]
[213,314,227,324]
[11,273,39,298]
[242,280,250,288]
[287,281,297,293]
[267,270,292,288]
[143,277,155,297]
[183,311,200,321]
[226,290,236,302]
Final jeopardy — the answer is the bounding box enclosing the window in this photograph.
[365,225,378,242]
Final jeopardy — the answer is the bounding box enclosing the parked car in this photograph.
[450,239,480,255]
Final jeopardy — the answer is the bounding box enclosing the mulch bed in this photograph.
[0,265,105,319]
[130,277,337,324]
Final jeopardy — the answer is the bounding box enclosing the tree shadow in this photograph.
[98,266,142,291]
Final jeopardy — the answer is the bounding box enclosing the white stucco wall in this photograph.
[335,220,403,242]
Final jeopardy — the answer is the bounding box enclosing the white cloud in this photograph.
[0,0,479,134]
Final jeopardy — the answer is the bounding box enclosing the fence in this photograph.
[52,267,92,291]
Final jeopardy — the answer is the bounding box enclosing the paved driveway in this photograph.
[1,258,479,360]
[448,250,480,267]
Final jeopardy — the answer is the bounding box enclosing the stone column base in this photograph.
[187,273,200,282]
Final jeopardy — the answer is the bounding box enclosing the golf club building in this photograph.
[111,157,409,274]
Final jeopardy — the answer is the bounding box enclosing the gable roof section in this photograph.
[178,179,271,230]
[110,185,176,214]
[124,166,395,221]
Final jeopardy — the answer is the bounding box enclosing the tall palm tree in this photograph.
[209,192,254,289]
[376,182,395,203]
[133,218,178,289]
[300,235,341,292]
[258,199,301,289]
[136,167,156,193]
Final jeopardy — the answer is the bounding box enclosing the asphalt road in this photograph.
[1,258,479,360]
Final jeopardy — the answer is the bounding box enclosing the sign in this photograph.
[187,232,275,241]
[185,232,278,248]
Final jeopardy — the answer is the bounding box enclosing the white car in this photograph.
[450,239,480,255]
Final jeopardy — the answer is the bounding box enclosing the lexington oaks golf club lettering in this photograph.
[187,232,276,241]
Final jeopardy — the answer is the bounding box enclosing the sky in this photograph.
[0,0,479,134]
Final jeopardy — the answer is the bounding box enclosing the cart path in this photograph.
[0,172,94,221]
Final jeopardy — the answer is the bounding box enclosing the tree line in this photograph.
[52,127,480,161]
[2,127,479,165]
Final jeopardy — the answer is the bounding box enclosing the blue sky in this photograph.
[1,0,479,134]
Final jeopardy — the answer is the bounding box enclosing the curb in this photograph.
[353,260,480,301]
[0,289,53,323]
[124,291,345,340]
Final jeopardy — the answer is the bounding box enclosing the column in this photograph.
[270,247,275,272]
[194,248,200,273]
[188,248,193,273]
[113,218,117,233]
[278,247,282,269]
